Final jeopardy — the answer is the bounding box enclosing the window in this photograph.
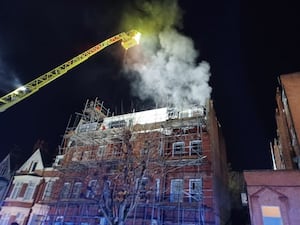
[0,214,9,225]
[10,182,22,199]
[189,179,202,202]
[71,182,82,198]
[97,145,106,157]
[113,143,123,157]
[140,177,148,198]
[43,181,54,200]
[82,151,91,161]
[170,179,183,202]
[86,180,97,198]
[261,206,283,225]
[172,142,185,156]
[155,178,160,200]
[30,162,38,172]
[60,182,71,199]
[190,140,202,155]
[109,120,126,128]
[30,214,45,225]
[24,181,36,200]
[72,151,82,161]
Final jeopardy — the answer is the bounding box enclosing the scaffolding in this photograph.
[37,100,216,225]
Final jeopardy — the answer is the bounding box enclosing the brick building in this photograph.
[0,99,230,225]
[244,170,300,225]
[244,73,300,225]
[0,149,59,225]
[272,72,300,169]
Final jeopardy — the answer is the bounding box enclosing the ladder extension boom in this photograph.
[0,30,141,112]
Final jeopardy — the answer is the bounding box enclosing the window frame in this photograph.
[172,142,185,156]
[189,178,202,202]
[170,179,183,202]
[189,140,202,156]
[43,180,54,200]
[261,206,283,225]
[60,182,71,199]
[71,182,83,199]
[10,182,22,199]
[23,181,36,200]
[86,179,97,198]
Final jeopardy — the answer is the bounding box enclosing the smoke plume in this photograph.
[120,0,211,109]
[0,57,21,93]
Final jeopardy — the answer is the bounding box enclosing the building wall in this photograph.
[208,100,231,225]
[244,170,300,225]
[273,73,300,169]
[41,103,229,225]
[0,103,230,225]
[0,150,60,225]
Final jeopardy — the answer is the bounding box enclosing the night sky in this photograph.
[1,0,300,171]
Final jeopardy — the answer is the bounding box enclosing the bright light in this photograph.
[15,85,28,94]
[121,30,141,50]
[18,86,27,91]
[133,32,141,44]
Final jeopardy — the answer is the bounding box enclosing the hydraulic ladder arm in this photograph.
[0,30,141,112]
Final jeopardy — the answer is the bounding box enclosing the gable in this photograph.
[17,149,44,173]
[251,186,287,199]
[0,154,11,180]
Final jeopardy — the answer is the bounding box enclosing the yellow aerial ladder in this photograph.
[0,30,141,112]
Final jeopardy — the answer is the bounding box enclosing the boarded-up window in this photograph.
[170,179,183,202]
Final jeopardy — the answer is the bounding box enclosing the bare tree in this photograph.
[94,129,159,225]
[92,127,206,225]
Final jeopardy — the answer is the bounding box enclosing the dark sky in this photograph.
[0,0,300,170]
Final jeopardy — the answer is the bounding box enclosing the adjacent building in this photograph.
[0,149,59,225]
[272,72,300,169]
[244,72,300,225]
[244,170,300,225]
[0,155,11,208]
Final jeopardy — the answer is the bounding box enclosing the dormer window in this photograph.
[30,162,38,172]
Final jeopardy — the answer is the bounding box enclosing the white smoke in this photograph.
[125,28,212,109]
[0,58,21,93]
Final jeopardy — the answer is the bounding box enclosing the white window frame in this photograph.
[155,178,160,199]
[24,181,36,200]
[86,179,97,198]
[71,182,82,199]
[189,140,202,155]
[30,161,38,172]
[10,182,22,199]
[97,145,106,157]
[43,180,54,200]
[189,178,202,202]
[170,179,183,202]
[0,214,10,225]
[172,142,185,156]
